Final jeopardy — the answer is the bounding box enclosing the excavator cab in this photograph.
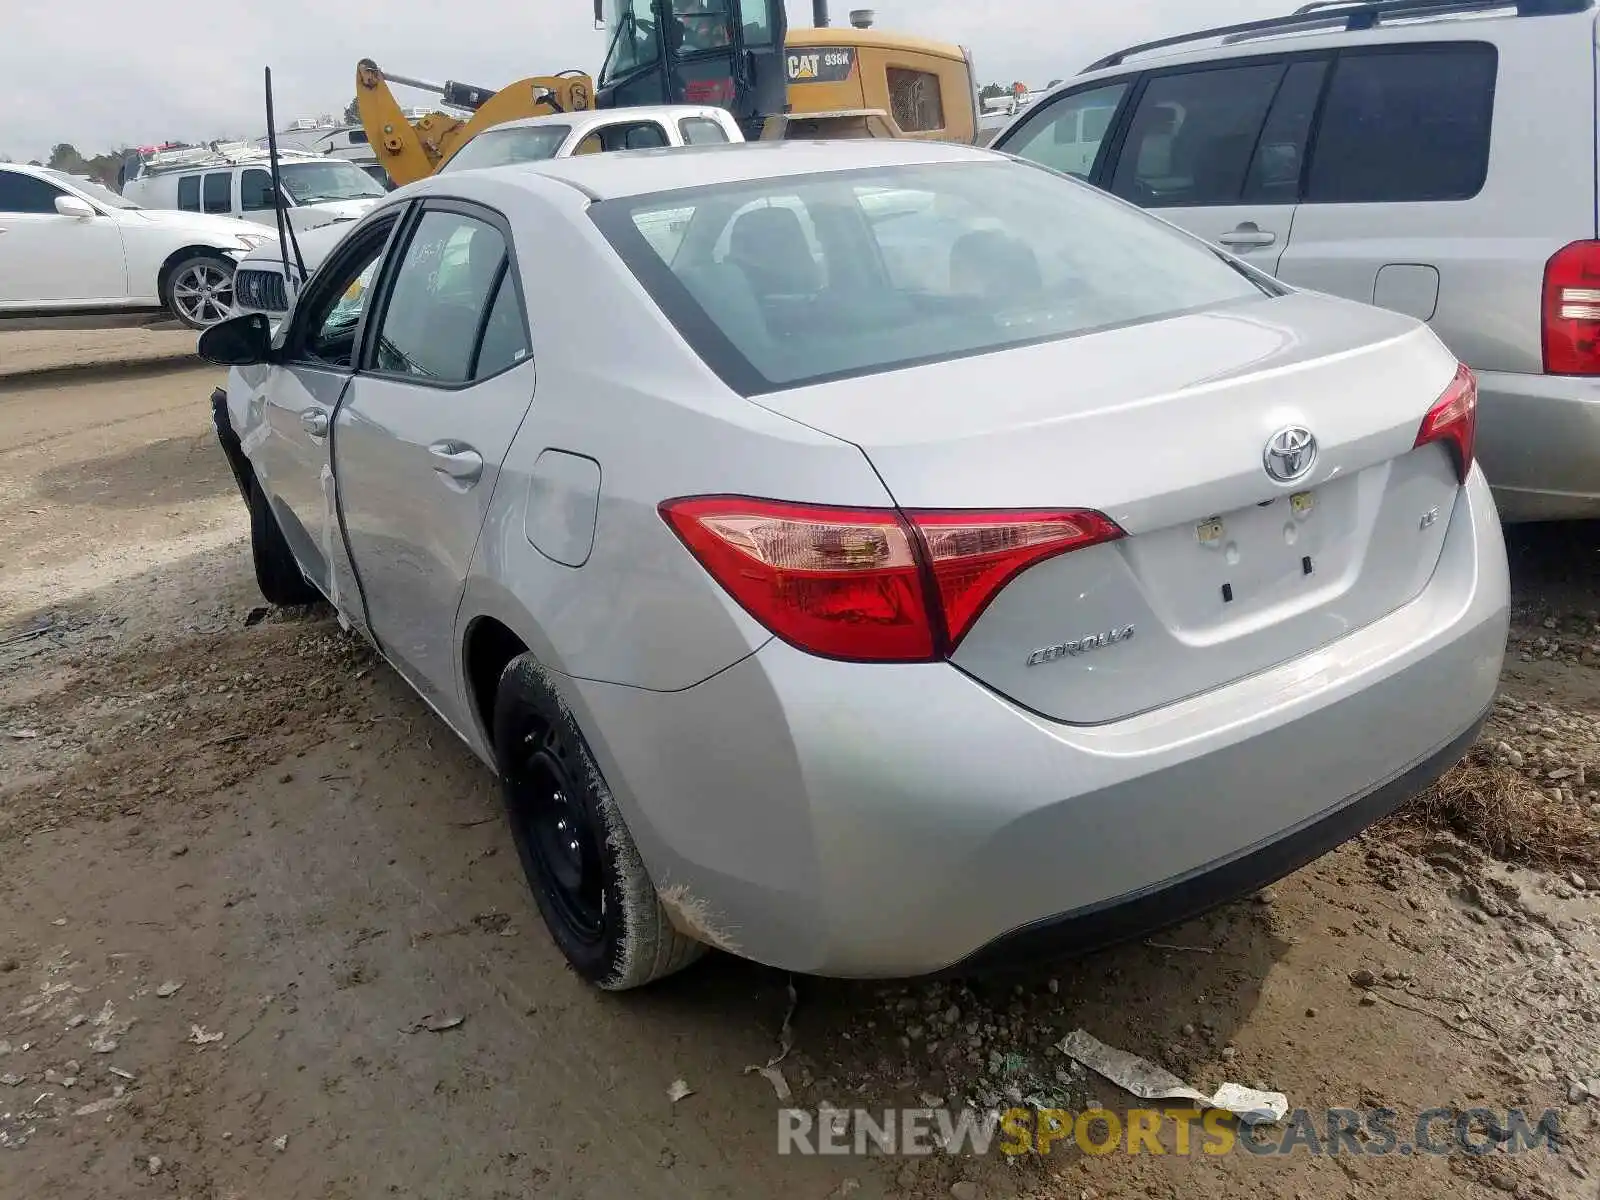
[593,0,789,140]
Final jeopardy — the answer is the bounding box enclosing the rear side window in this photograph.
[1110,62,1286,208]
[177,175,200,211]
[203,172,231,214]
[372,209,509,384]
[1306,45,1496,203]
[1242,58,1328,204]
[679,116,730,145]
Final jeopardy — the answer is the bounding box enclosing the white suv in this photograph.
[0,162,277,330]
[120,146,386,234]
[992,0,1600,522]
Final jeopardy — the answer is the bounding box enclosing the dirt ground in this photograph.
[1,328,1598,1200]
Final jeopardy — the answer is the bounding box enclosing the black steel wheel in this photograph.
[491,653,707,990]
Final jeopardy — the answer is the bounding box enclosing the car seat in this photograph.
[725,205,823,298]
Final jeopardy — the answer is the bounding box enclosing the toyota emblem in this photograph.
[1263,426,1317,484]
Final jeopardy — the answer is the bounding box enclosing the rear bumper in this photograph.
[566,469,1509,978]
[946,703,1487,974]
[1474,369,1600,521]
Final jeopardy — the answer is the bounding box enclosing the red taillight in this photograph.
[1413,362,1478,483]
[660,496,1124,663]
[1542,240,1600,375]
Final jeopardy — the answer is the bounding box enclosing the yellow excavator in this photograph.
[356,1,978,186]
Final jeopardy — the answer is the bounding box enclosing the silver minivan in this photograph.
[993,0,1600,522]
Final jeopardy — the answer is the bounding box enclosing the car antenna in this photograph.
[263,66,308,300]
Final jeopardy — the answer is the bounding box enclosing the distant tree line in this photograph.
[0,142,129,188]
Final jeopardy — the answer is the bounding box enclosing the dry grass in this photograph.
[1387,748,1600,873]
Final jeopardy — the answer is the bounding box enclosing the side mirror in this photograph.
[593,0,604,27]
[197,313,276,367]
[55,196,96,219]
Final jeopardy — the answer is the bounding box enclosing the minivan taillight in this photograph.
[1413,362,1478,483]
[1542,240,1600,375]
[659,497,1124,662]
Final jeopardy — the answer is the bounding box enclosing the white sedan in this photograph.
[0,162,276,330]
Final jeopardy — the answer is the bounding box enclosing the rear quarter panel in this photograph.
[455,181,893,694]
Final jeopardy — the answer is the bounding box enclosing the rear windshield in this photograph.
[442,126,571,174]
[590,159,1277,395]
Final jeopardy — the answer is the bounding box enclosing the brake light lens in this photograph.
[1413,362,1477,483]
[1542,240,1600,375]
[660,497,1124,662]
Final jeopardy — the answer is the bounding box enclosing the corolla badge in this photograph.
[1026,626,1135,667]
[1263,426,1317,484]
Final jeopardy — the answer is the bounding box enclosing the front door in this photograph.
[334,201,536,720]
[249,213,398,606]
[0,170,127,305]
[1099,57,1328,277]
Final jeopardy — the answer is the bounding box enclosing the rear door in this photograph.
[333,200,536,719]
[1275,44,1499,328]
[247,212,399,607]
[1099,56,1325,275]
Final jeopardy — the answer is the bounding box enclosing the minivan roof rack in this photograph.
[1082,0,1593,72]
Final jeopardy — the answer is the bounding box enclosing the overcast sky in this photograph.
[5,0,1291,162]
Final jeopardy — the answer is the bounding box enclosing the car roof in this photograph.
[1057,0,1593,86]
[457,138,1001,201]
[488,105,739,134]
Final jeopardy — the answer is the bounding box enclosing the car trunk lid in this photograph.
[748,292,1467,724]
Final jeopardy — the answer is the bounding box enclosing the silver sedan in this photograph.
[201,138,1509,988]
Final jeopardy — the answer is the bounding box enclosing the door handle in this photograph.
[300,409,329,438]
[1218,223,1276,250]
[428,441,484,483]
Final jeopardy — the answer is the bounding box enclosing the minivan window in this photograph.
[1306,45,1497,204]
[442,125,571,173]
[1110,62,1285,208]
[998,83,1127,180]
[592,160,1276,395]
[203,171,231,214]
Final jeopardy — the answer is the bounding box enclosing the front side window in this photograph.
[441,125,571,173]
[1307,45,1496,204]
[295,222,395,370]
[739,0,775,45]
[203,172,232,214]
[0,169,65,214]
[679,116,730,145]
[177,175,201,212]
[996,83,1128,181]
[600,0,661,83]
[593,159,1276,394]
[1110,63,1285,208]
[241,168,277,212]
[372,210,508,384]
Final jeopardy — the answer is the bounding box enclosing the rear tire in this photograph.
[492,653,706,990]
[163,252,236,329]
[248,478,319,607]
